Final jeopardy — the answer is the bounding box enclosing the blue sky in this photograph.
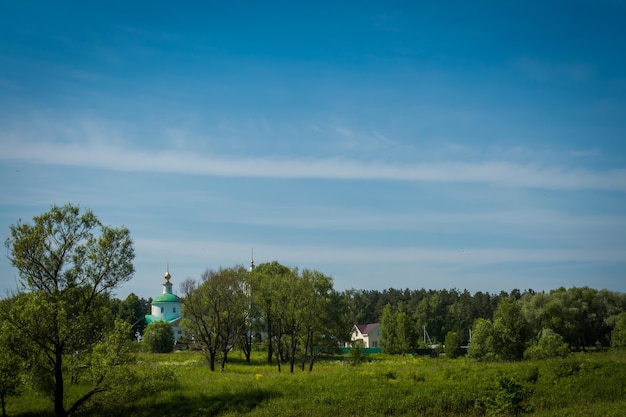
[1,1,625,299]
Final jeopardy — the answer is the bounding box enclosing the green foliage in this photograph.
[492,297,532,361]
[88,364,178,414]
[348,340,366,366]
[249,261,297,370]
[1,203,135,417]
[6,350,626,417]
[468,318,496,361]
[469,297,533,361]
[248,262,347,373]
[611,311,626,349]
[380,304,395,353]
[524,329,570,360]
[380,303,415,354]
[341,286,625,354]
[0,320,23,417]
[444,331,462,359]
[475,375,532,416]
[520,287,626,351]
[112,293,149,339]
[143,321,174,353]
[181,266,250,371]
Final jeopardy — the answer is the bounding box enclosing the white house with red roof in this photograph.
[350,323,381,348]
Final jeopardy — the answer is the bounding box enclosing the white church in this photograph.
[144,268,183,341]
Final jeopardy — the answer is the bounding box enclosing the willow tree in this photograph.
[1,204,135,417]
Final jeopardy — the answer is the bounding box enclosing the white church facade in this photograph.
[145,269,184,341]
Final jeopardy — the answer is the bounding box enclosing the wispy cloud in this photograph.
[1,139,625,191]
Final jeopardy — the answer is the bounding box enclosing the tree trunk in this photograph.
[266,319,273,363]
[240,331,252,363]
[66,384,104,417]
[274,339,283,373]
[302,330,313,371]
[207,349,216,372]
[275,349,281,373]
[289,334,297,373]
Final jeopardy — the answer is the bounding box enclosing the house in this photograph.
[144,268,184,341]
[350,323,381,348]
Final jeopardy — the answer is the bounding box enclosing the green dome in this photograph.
[153,293,180,303]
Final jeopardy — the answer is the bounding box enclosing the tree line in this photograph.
[340,286,626,358]
[140,281,626,363]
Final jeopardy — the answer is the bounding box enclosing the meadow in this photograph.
[8,350,626,417]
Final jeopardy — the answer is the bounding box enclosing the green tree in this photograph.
[181,266,249,371]
[249,261,293,365]
[611,312,626,349]
[492,296,532,361]
[299,269,335,371]
[0,319,22,417]
[523,328,569,360]
[267,265,299,372]
[468,318,496,361]
[395,305,414,354]
[1,204,135,417]
[301,276,351,371]
[381,303,415,354]
[444,331,462,359]
[380,303,397,354]
[118,293,148,339]
[142,321,174,353]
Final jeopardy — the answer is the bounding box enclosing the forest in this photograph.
[113,270,626,366]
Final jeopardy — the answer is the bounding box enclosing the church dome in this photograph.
[153,293,180,303]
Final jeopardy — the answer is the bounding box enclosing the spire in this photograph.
[249,248,255,272]
[163,263,173,294]
[165,262,171,283]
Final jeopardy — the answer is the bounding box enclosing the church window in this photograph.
[173,307,176,313]
[161,307,164,313]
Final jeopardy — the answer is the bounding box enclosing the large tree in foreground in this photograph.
[1,204,135,417]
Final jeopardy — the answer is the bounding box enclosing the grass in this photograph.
[6,350,626,416]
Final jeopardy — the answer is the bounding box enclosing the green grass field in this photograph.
[7,350,626,417]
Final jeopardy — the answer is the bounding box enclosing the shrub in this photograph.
[143,321,175,353]
[523,329,569,360]
[348,340,366,366]
[475,375,532,416]
[611,312,626,349]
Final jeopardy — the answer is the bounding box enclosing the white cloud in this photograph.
[1,139,625,191]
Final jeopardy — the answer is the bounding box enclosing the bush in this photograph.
[523,329,569,360]
[475,375,532,416]
[348,340,366,366]
[611,312,626,349]
[143,321,175,353]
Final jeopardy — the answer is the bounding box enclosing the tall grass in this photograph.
[7,350,626,416]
